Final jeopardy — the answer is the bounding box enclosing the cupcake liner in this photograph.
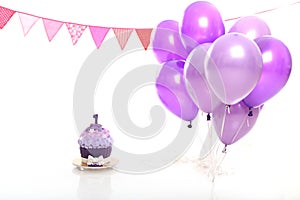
[80,146,112,159]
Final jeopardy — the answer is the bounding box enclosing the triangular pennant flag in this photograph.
[18,13,39,36]
[42,18,63,41]
[0,6,16,29]
[113,28,133,50]
[66,23,87,45]
[89,26,110,48]
[135,28,153,50]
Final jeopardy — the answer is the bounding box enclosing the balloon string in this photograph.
[210,145,227,182]
[220,106,227,141]
[209,178,216,200]
[207,121,213,167]
[230,113,249,144]
[224,1,300,22]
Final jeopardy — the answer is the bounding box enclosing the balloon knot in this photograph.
[226,105,231,114]
[187,121,192,128]
[207,113,211,121]
[222,145,228,153]
[248,107,253,117]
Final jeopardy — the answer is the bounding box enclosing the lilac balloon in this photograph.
[156,60,199,121]
[212,101,261,145]
[152,20,188,63]
[229,16,271,39]
[205,33,263,105]
[243,36,292,108]
[184,43,215,113]
[181,1,225,52]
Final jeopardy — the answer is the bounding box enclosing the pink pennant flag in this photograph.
[42,18,63,41]
[112,28,133,50]
[18,13,39,36]
[66,23,87,45]
[89,26,110,48]
[0,6,16,29]
[135,28,153,50]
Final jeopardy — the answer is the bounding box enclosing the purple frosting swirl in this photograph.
[78,125,113,149]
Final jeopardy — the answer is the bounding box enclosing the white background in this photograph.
[0,0,299,199]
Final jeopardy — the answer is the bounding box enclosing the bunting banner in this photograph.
[66,23,87,45]
[0,6,15,29]
[18,13,39,36]
[136,29,153,50]
[0,2,299,49]
[89,26,110,49]
[42,18,63,41]
[113,28,134,50]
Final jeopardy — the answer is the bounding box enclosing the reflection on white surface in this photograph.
[73,168,115,200]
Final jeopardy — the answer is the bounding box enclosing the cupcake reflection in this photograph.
[73,168,114,200]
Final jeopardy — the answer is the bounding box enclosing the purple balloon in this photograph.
[243,36,292,108]
[156,60,199,121]
[205,33,263,105]
[212,101,261,145]
[184,43,215,113]
[229,16,271,39]
[181,1,225,52]
[152,20,188,63]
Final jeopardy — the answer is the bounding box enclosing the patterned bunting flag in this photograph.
[0,6,15,29]
[89,26,110,48]
[112,28,133,50]
[42,19,63,41]
[18,13,39,36]
[66,23,87,45]
[0,4,298,49]
[135,28,153,50]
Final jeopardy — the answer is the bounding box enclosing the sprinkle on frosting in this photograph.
[78,124,113,149]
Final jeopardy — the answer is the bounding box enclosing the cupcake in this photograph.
[78,114,113,167]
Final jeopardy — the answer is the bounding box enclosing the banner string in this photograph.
[225,1,300,21]
[0,1,300,49]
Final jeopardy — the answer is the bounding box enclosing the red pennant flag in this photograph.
[66,23,87,45]
[0,6,16,29]
[135,28,153,50]
[113,28,133,50]
[19,13,39,36]
[89,26,110,48]
[42,18,63,41]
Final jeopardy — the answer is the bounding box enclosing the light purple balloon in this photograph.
[184,43,216,113]
[243,36,292,108]
[205,33,263,105]
[156,60,199,121]
[212,101,261,145]
[181,1,225,52]
[229,16,271,40]
[152,20,188,63]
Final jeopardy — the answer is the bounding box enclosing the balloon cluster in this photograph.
[153,1,292,146]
